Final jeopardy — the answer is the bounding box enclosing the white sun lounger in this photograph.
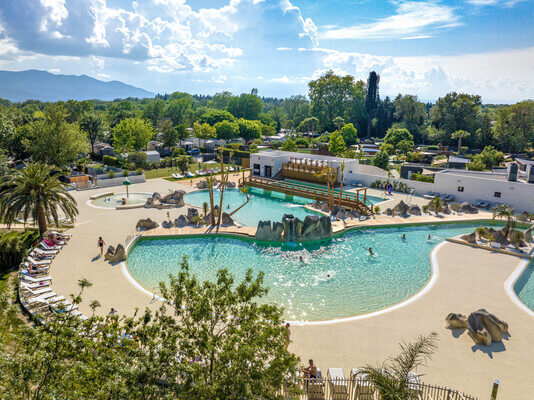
[20,280,51,289]
[349,369,374,400]
[27,256,52,265]
[27,295,66,305]
[40,241,62,250]
[22,275,52,284]
[327,368,348,399]
[20,283,53,296]
[50,230,71,238]
[33,248,58,255]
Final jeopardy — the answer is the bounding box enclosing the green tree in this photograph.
[451,130,470,155]
[108,100,137,128]
[159,119,179,149]
[384,127,413,148]
[164,97,192,126]
[478,145,504,168]
[0,162,78,236]
[340,123,358,146]
[283,95,311,127]
[79,112,105,153]
[211,91,233,109]
[298,117,320,135]
[237,119,262,141]
[363,333,438,400]
[393,94,427,142]
[493,100,534,153]
[193,122,216,146]
[372,150,389,170]
[396,139,414,155]
[24,104,89,167]
[379,143,394,155]
[214,120,239,140]
[176,123,189,146]
[176,155,189,173]
[308,70,362,132]
[142,99,166,127]
[365,71,380,138]
[492,204,515,238]
[112,117,155,152]
[474,114,493,149]
[328,131,347,156]
[199,108,235,125]
[0,115,28,160]
[281,138,298,152]
[227,94,264,120]
[333,116,345,131]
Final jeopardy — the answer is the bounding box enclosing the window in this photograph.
[457,186,464,192]
[253,163,260,176]
[494,192,501,198]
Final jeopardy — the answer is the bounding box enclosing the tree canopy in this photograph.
[112,117,155,152]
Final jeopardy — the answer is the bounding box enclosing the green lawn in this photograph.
[146,163,249,180]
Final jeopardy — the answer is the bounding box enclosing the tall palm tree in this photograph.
[429,197,445,216]
[363,333,438,400]
[0,163,78,237]
[492,204,515,238]
[451,130,470,156]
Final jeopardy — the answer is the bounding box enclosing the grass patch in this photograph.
[146,164,248,180]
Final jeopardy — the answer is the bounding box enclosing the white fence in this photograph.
[95,174,146,188]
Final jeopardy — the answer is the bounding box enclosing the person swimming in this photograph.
[427,234,431,241]
[299,256,304,262]
[401,234,406,240]
[360,244,374,256]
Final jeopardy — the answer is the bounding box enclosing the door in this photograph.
[265,165,272,178]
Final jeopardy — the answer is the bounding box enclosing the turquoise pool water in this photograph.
[513,260,534,312]
[185,188,320,227]
[92,193,151,208]
[127,222,489,321]
[184,188,383,227]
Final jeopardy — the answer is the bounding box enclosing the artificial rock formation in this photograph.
[525,226,533,242]
[460,202,479,214]
[408,205,422,216]
[445,313,468,329]
[145,190,185,208]
[136,218,158,230]
[461,232,477,244]
[186,208,199,223]
[393,200,410,216]
[174,215,188,227]
[467,309,509,346]
[385,208,394,216]
[162,220,174,228]
[105,244,126,263]
[221,212,235,226]
[256,214,332,242]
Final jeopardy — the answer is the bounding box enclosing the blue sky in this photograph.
[0,0,533,103]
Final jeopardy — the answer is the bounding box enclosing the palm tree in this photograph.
[363,333,438,400]
[492,204,515,238]
[451,130,470,156]
[338,163,345,207]
[216,148,233,226]
[509,229,524,250]
[205,174,216,226]
[429,197,445,216]
[0,163,78,237]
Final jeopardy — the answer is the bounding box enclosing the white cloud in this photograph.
[97,73,111,79]
[320,1,460,40]
[277,47,292,51]
[468,0,528,6]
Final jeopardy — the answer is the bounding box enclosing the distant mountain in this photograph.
[0,70,154,102]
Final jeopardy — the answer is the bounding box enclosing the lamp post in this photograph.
[123,178,131,198]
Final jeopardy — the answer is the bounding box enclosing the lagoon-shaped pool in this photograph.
[184,188,384,227]
[127,222,491,321]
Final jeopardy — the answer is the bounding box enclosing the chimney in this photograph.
[507,163,518,181]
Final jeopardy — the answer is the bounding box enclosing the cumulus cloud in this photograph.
[321,1,460,40]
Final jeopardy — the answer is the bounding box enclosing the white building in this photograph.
[249,150,534,212]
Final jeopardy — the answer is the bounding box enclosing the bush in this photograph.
[128,152,148,169]
[136,168,143,175]
[108,170,115,178]
[410,173,434,183]
[172,147,186,157]
[0,229,40,272]
[103,155,119,167]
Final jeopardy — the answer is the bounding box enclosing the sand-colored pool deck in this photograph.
[47,178,534,399]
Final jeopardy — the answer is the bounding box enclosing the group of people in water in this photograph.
[360,234,433,256]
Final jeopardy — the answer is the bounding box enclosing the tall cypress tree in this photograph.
[365,71,380,138]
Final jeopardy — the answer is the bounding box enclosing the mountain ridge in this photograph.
[0,70,154,102]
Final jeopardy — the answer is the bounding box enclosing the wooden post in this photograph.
[490,380,499,400]
[363,188,367,206]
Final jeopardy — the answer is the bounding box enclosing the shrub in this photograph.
[128,152,148,169]
[136,168,143,175]
[410,173,434,183]
[103,155,119,167]
[108,170,115,178]
[123,169,130,177]
[374,205,380,214]
[172,147,186,157]
[0,229,40,272]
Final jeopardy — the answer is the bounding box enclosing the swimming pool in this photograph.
[185,188,320,226]
[513,260,534,313]
[127,222,491,321]
[91,193,151,208]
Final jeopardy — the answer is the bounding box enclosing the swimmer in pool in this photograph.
[361,244,374,256]
[326,273,331,279]
[299,256,304,263]
[427,234,431,241]
[401,234,406,240]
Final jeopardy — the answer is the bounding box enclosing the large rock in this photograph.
[282,214,305,242]
[108,244,126,263]
[174,215,188,227]
[467,309,508,345]
[487,227,507,244]
[255,221,283,241]
[227,181,236,189]
[162,220,174,228]
[525,226,533,242]
[393,200,410,216]
[461,232,477,244]
[186,208,199,223]
[445,313,467,329]
[104,245,115,261]
[197,180,208,189]
[161,190,185,206]
[335,207,349,220]
[408,205,422,216]
[301,215,332,241]
[460,202,479,214]
[386,208,394,216]
[221,212,235,226]
[136,218,158,230]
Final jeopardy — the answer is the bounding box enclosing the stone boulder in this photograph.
[300,215,332,241]
[460,202,479,214]
[161,190,185,206]
[393,200,410,216]
[221,212,235,226]
[408,205,422,216]
[174,215,188,227]
[487,227,507,244]
[104,245,115,261]
[320,202,330,213]
[227,181,236,189]
[461,232,477,244]
[186,208,199,223]
[162,220,174,228]
[467,309,509,345]
[335,207,349,220]
[442,203,451,214]
[386,208,394,216]
[197,180,208,189]
[136,218,158,230]
[282,214,305,242]
[255,221,283,241]
[445,313,467,329]
[524,226,533,242]
[108,244,126,263]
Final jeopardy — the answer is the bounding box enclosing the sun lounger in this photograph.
[21,280,51,289]
[444,194,455,202]
[327,368,348,400]
[22,274,52,283]
[423,192,437,199]
[27,294,65,306]
[27,256,52,265]
[30,250,54,259]
[20,283,53,295]
[40,241,62,250]
[349,369,374,400]
[305,368,325,400]
[52,302,78,313]
[51,231,71,239]
[33,248,58,255]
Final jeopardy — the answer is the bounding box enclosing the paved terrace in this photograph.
[46,177,533,400]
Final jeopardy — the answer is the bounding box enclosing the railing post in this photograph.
[490,380,499,400]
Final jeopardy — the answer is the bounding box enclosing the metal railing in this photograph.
[278,377,479,400]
